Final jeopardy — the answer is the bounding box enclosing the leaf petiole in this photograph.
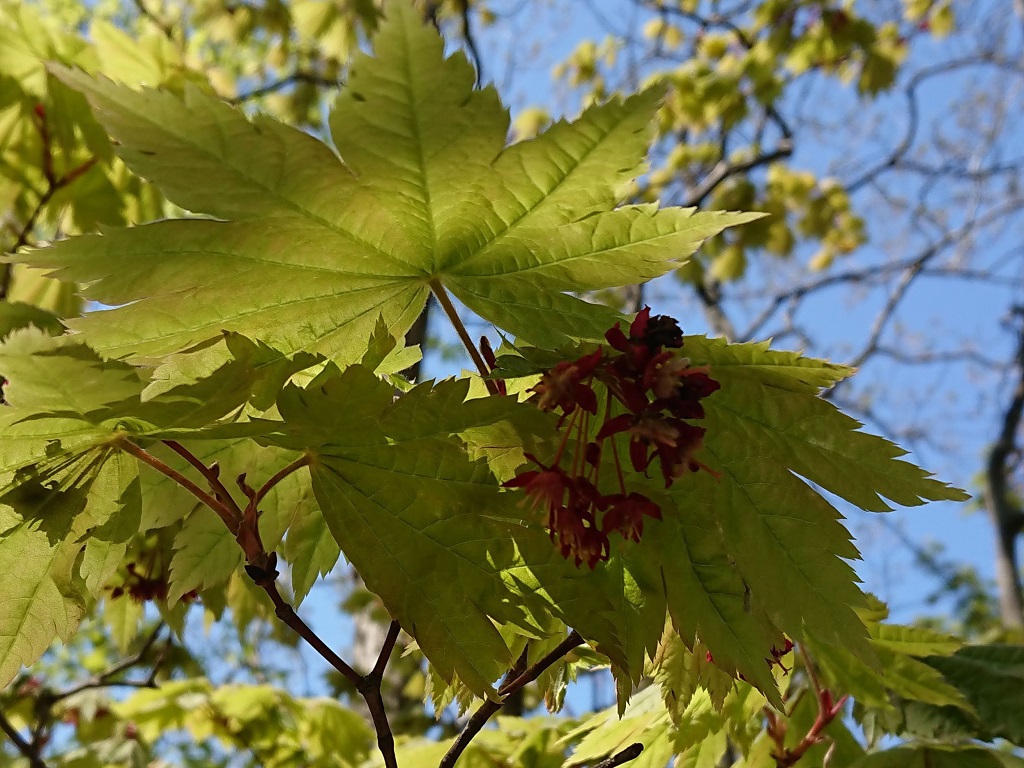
[429,279,500,396]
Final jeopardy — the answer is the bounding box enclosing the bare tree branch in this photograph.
[53,623,166,702]
[438,630,584,768]
[1,106,98,298]
[986,309,1024,627]
[0,708,47,768]
[230,72,341,105]
[682,139,793,209]
[457,0,484,86]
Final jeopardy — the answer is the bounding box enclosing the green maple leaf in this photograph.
[0,330,327,634]
[0,301,65,338]
[654,627,738,717]
[565,686,684,768]
[0,449,140,688]
[683,337,966,662]
[19,0,756,363]
[262,366,632,697]
[0,487,88,688]
[0,330,317,509]
[0,331,143,485]
[646,484,785,702]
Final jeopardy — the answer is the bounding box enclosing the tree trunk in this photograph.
[985,312,1024,628]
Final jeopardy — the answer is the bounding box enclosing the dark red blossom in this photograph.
[627,307,685,350]
[552,479,612,568]
[507,307,721,566]
[601,493,662,542]
[503,455,572,517]
[529,349,601,415]
[605,307,684,356]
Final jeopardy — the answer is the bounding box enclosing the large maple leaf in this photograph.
[17,0,757,362]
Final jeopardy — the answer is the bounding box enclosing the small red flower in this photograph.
[652,422,708,487]
[529,349,601,415]
[644,352,691,399]
[601,492,662,542]
[550,490,610,569]
[643,314,685,350]
[503,455,572,517]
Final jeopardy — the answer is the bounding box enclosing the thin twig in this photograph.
[248,563,399,768]
[361,681,398,768]
[53,624,165,703]
[369,621,402,684]
[135,440,402,765]
[164,440,244,521]
[766,645,847,767]
[230,71,340,104]
[796,643,823,697]
[429,279,499,395]
[682,139,793,209]
[439,630,584,768]
[118,439,238,533]
[130,0,175,41]
[986,309,1024,626]
[254,573,364,686]
[457,0,484,86]
[498,631,584,696]
[253,454,312,507]
[1,126,97,299]
[0,708,47,768]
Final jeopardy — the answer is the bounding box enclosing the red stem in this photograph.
[254,453,311,507]
[163,440,244,521]
[118,439,238,534]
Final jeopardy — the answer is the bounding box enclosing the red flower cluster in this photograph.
[108,562,198,604]
[504,308,720,568]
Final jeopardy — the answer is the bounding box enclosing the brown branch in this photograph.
[695,277,736,340]
[230,71,341,104]
[765,645,847,767]
[130,0,176,42]
[1,106,98,299]
[118,439,238,534]
[369,621,402,684]
[456,0,484,86]
[681,139,793,209]
[986,310,1024,627]
[498,631,584,697]
[53,626,165,708]
[439,630,584,768]
[53,624,166,703]
[0,708,47,768]
[246,561,399,768]
[164,440,245,521]
[124,440,402,766]
[641,0,793,141]
[1,626,166,768]
[253,573,363,687]
[253,454,311,507]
